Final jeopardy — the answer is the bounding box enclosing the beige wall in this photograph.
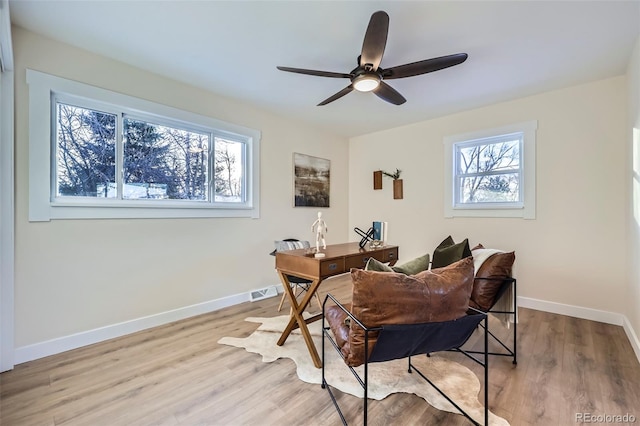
[628,35,640,343]
[12,24,638,358]
[349,76,627,315]
[13,26,349,348]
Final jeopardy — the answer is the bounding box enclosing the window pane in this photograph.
[214,137,244,202]
[458,173,520,203]
[56,103,117,197]
[123,118,209,200]
[457,140,519,174]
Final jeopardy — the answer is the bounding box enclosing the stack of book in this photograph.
[372,221,388,244]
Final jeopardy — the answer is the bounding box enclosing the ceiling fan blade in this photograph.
[360,11,389,71]
[317,85,354,106]
[277,66,352,79]
[373,82,406,105]
[382,53,468,80]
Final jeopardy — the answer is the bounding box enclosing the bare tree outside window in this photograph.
[444,121,536,218]
[214,138,243,202]
[455,138,521,204]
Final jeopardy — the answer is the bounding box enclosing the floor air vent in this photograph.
[250,285,278,302]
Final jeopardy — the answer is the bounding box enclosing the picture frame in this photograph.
[293,153,330,207]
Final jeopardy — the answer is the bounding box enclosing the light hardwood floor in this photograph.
[2,274,640,426]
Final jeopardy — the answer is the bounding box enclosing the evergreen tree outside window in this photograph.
[56,103,116,198]
[54,102,249,204]
[27,69,260,221]
[121,117,210,201]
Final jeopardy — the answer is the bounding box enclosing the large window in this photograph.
[27,70,260,221]
[444,121,537,218]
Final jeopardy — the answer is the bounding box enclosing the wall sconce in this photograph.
[373,171,383,190]
[373,169,403,199]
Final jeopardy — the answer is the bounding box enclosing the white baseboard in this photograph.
[14,291,251,365]
[622,316,640,364]
[15,289,640,366]
[518,296,640,363]
[518,296,624,325]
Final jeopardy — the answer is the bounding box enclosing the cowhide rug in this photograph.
[218,315,509,425]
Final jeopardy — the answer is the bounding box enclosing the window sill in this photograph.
[444,206,534,219]
[30,204,259,221]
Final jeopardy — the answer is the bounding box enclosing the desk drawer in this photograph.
[320,259,345,277]
[344,247,399,269]
[345,253,378,269]
[383,247,399,265]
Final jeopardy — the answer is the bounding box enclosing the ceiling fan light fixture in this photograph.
[276,11,466,106]
[352,74,380,92]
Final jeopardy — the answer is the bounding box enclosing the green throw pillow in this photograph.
[432,236,471,269]
[392,253,431,275]
[364,257,394,272]
[365,254,431,275]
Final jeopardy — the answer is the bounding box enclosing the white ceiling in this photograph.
[9,0,640,138]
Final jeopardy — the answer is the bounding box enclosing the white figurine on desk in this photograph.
[311,211,328,257]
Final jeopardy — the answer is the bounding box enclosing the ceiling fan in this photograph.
[277,10,468,106]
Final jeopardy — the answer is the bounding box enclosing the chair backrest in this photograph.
[271,238,312,284]
[270,238,310,256]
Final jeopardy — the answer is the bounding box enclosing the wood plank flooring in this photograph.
[2,274,639,425]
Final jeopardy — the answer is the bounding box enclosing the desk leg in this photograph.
[276,270,323,368]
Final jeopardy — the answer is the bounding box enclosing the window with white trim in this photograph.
[444,121,537,219]
[27,69,260,221]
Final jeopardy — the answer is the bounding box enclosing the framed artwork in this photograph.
[293,153,330,207]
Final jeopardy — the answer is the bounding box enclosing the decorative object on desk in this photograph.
[311,211,328,255]
[293,153,330,207]
[218,313,509,426]
[354,226,375,248]
[372,221,388,243]
[373,170,383,190]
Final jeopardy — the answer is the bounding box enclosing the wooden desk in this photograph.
[275,242,399,368]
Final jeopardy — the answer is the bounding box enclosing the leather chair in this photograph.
[322,258,489,425]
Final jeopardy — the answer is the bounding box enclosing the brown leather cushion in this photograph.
[324,303,352,359]
[345,257,474,367]
[471,244,515,311]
